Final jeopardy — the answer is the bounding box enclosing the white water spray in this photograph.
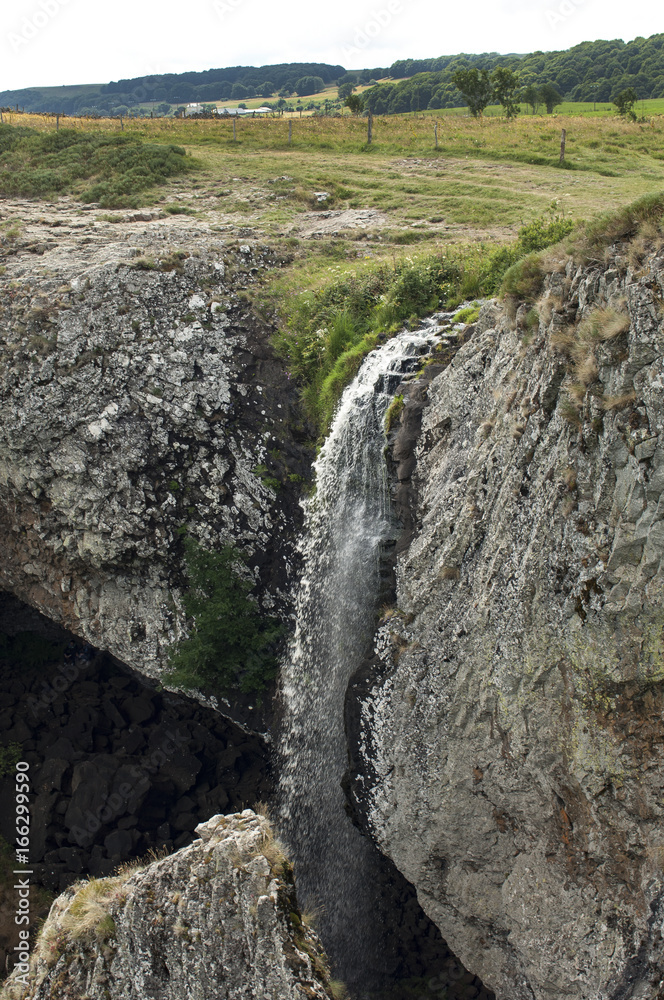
[278,325,441,993]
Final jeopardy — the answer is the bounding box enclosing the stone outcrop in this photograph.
[0,205,312,697]
[1,810,335,1000]
[350,245,664,999]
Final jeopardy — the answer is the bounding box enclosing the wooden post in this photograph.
[56,114,60,131]
[288,118,292,144]
[367,111,373,145]
[233,116,236,141]
[434,121,438,148]
[120,115,124,130]
[559,128,566,164]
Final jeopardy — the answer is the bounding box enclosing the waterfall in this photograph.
[277,323,441,995]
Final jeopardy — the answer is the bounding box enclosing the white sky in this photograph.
[0,0,661,92]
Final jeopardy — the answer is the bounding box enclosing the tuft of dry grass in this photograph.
[438,566,460,581]
[58,876,128,944]
[549,325,576,355]
[562,466,577,491]
[602,390,637,411]
[591,306,631,341]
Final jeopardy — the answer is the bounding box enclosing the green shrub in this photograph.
[452,304,480,324]
[500,253,545,303]
[0,124,195,207]
[165,539,282,695]
[384,393,404,432]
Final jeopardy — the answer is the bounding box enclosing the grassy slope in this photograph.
[2,109,663,427]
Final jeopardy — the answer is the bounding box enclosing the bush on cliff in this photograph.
[165,539,282,695]
[0,124,195,207]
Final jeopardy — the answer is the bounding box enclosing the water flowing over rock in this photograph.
[2,810,335,1000]
[349,249,664,999]
[277,326,445,991]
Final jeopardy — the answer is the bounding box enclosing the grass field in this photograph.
[3,107,663,272]
[2,108,663,429]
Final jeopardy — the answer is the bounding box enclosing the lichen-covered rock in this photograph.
[1,810,335,1000]
[350,248,664,999]
[0,206,312,691]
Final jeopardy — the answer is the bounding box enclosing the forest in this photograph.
[1,33,663,116]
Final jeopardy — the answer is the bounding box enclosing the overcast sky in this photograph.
[0,0,661,92]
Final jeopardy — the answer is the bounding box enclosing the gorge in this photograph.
[2,197,664,1000]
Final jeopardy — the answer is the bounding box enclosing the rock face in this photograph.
[0,207,311,690]
[351,247,664,999]
[2,810,335,1000]
[0,595,271,894]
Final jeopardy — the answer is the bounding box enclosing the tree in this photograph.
[165,540,282,694]
[345,93,365,115]
[451,68,493,118]
[491,67,521,119]
[539,82,562,114]
[231,82,248,100]
[612,86,638,119]
[338,81,355,101]
[522,82,540,114]
[295,75,325,96]
[260,81,274,98]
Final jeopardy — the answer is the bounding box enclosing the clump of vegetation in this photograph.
[0,124,195,207]
[272,211,575,435]
[550,304,631,422]
[385,393,404,432]
[576,191,664,262]
[0,743,21,778]
[501,253,545,306]
[452,303,480,324]
[165,538,282,695]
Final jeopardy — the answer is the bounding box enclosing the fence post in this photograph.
[56,114,60,131]
[120,115,124,130]
[233,116,236,141]
[434,121,438,148]
[367,111,373,145]
[559,128,566,164]
[288,118,292,144]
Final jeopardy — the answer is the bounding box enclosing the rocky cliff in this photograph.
[0,203,311,703]
[350,241,664,999]
[1,810,336,1000]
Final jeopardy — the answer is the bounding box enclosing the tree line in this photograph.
[363,33,664,114]
[2,33,663,117]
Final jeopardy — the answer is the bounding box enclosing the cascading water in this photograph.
[277,324,441,995]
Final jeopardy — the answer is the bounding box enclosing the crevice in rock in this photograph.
[0,591,272,976]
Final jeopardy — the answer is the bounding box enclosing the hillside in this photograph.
[365,33,664,112]
[2,33,664,116]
